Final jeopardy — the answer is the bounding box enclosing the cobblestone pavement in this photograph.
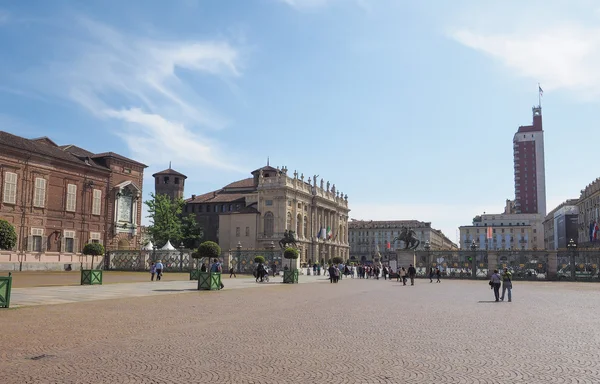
[1,278,600,384]
[9,274,322,307]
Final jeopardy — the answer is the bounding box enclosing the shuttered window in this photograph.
[92,189,101,215]
[33,178,47,207]
[66,184,77,212]
[3,172,17,204]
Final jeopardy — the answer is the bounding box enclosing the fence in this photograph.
[106,249,197,272]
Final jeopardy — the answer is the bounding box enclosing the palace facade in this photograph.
[183,164,350,265]
[0,131,146,271]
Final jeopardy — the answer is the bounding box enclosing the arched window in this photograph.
[286,212,292,230]
[264,212,274,237]
[303,216,308,239]
[297,214,302,237]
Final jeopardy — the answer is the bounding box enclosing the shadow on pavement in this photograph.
[152,289,197,292]
[477,300,500,303]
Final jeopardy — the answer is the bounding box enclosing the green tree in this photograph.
[145,193,203,248]
[283,247,299,270]
[193,241,221,262]
[254,255,266,264]
[0,219,17,250]
[332,256,343,265]
[82,243,105,269]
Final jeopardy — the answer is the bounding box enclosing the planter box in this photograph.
[283,269,299,284]
[190,269,201,281]
[81,269,103,285]
[0,275,12,308]
[198,272,222,290]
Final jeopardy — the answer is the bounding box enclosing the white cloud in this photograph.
[23,17,243,171]
[449,3,600,97]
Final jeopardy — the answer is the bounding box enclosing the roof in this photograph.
[223,178,255,189]
[251,165,278,175]
[92,152,147,168]
[185,190,250,204]
[152,168,187,178]
[0,131,108,171]
[60,144,95,157]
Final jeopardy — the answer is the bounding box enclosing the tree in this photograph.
[254,255,266,264]
[193,241,221,267]
[283,247,299,270]
[332,256,343,265]
[0,219,17,250]
[82,243,105,269]
[145,193,203,248]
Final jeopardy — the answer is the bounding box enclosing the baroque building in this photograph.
[349,220,457,262]
[577,177,600,247]
[183,164,350,265]
[0,131,146,271]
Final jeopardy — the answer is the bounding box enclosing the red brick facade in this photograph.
[0,132,146,270]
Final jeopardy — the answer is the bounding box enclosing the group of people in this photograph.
[150,259,225,289]
[489,268,513,302]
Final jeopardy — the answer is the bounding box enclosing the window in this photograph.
[297,214,302,237]
[245,227,250,236]
[264,212,274,236]
[3,171,17,204]
[266,200,273,206]
[175,177,180,185]
[286,212,292,229]
[236,227,240,237]
[124,168,131,174]
[229,204,233,212]
[163,176,169,184]
[304,216,308,239]
[33,177,47,207]
[213,205,218,213]
[66,184,77,212]
[221,205,226,212]
[29,228,44,252]
[92,189,102,215]
[90,232,101,244]
[63,230,76,253]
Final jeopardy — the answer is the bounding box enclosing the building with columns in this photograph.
[348,220,457,262]
[183,163,350,265]
[577,177,600,247]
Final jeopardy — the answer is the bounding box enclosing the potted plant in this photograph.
[189,251,201,280]
[0,219,16,308]
[81,243,105,285]
[193,241,222,290]
[332,256,343,265]
[283,247,299,284]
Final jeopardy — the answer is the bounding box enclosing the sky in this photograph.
[1,0,599,245]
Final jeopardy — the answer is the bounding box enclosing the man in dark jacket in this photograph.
[328,264,336,283]
[408,264,417,285]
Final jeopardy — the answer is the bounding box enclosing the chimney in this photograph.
[213,191,217,197]
[192,194,196,200]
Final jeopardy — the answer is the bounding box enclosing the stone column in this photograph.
[487,251,498,278]
[547,250,557,280]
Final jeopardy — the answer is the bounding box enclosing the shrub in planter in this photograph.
[193,241,221,264]
[331,256,343,265]
[283,247,299,269]
[81,243,105,285]
[0,219,17,251]
[283,247,299,284]
[82,243,105,267]
[254,255,266,264]
[194,241,223,290]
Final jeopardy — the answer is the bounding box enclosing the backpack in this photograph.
[211,262,221,273]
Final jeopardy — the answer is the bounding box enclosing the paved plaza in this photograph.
[1,277,600,384]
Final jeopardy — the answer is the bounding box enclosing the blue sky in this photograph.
[1,0,598,243]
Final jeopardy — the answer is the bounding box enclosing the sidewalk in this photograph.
[8,274,331,308]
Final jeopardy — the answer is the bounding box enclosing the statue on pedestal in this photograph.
[320,179,324,189]
[326,181,330,192]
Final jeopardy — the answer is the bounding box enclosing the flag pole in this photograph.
[538,83,541,107]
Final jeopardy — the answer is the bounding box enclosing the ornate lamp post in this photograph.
[469,240,477,278]
[424,240,431,271]
[152,244,157,263]
[236,241,242,274]
[567,238,577,280]
[179,242,185,272]
[268,241,276,274]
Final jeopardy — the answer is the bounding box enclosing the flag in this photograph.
[594,222,599,241]
[326,226,332,240]
[317,228,324,239]
[590,222,595,243]
[321,227,327,239]
[486,227,493,239]
[386,241,391,249]
[539,85,544,96]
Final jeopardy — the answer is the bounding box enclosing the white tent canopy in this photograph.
[160,241,176,251]
[141,241,153,250]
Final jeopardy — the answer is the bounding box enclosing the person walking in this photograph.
[408,264,416,285]
[211,258,225,289]
[328,264,336,283]
[436,268,441,283]
[490,269,502,302]
[150,262,156,281]
[500,268,512,302]
[429,267,434,283]
[155,260,164,281]
[229,265,237,278]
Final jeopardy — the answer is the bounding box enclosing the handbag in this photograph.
[488,281,493,286]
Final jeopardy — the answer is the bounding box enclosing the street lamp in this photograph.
[469,240,477,278]
[424,240,431,271]
[567,238,577,280]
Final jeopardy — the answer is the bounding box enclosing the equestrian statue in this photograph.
[279,230,298,249]
[392,226,421,250]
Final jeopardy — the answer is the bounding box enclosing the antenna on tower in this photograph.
[169,161,172,169]
[267,157,270,166]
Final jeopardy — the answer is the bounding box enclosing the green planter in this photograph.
[198,272,222,290]
[283,269,299,284]
[81,269,103,285]
[0,275,12,308]
[190,269,201,281]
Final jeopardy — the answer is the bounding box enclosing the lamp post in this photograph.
[567,238,577,280]
[424,240,431,272]
[152,244,157,263]
[469,240,477,278]
[236,241,242,274]
[268,241,276,275]
[179,242,185,272]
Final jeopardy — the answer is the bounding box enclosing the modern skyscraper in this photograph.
[513,106,546,216]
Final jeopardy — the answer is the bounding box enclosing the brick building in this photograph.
[0,132,146,271]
